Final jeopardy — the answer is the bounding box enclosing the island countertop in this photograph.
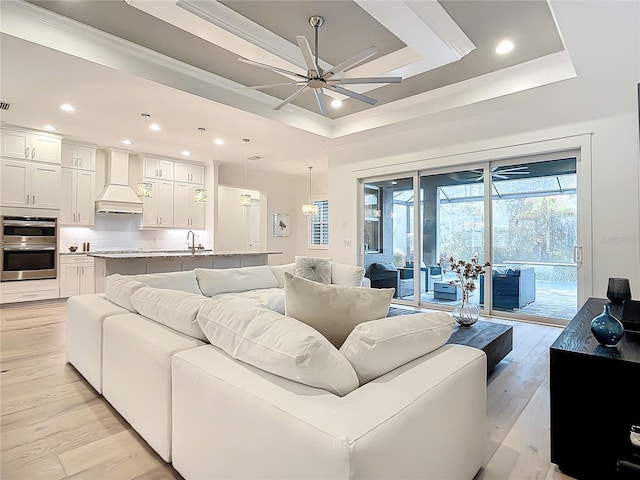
[87,250,282,259]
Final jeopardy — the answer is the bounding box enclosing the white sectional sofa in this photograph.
[66,262,487,479]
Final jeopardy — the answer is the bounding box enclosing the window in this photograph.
[309,199,329,248]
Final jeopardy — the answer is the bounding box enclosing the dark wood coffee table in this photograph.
[447,320,513,373]
[387,308,513,372]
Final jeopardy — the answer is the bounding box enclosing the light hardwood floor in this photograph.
[1,299,575,480]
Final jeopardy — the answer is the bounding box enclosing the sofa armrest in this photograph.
[172,344,486,480]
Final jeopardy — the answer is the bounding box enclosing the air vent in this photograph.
[247,155,262,161]
[0,101,12,111]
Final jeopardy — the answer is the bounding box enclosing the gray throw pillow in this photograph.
[284,272,394,348]
[294,256,331,284]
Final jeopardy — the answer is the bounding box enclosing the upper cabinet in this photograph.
[60,168,95,226]
[62,142,96,171]
[174,162,204,184]
[1,159,60,208]
[142,156,174,180]
[1,128,61,163]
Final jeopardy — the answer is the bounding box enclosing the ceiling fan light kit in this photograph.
[238,15,402,116]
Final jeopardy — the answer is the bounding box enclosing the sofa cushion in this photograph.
[340,312,454,384]
[220,288,285,315]
[195,266,278,296]
[133,270,201,295]
[105,274,147,312]
[130,287,208,341]
[196,297,359,396]
[331,263,366,287]
[269,263,295,288]
[294,256,331,284]
[284,273,394,349]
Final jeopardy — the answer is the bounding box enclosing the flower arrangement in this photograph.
[439,255,491,326]
[440,255,491,298]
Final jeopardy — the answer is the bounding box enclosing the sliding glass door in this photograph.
[361,155,579,322]
[419,168,487,310]
[363,176,418,303]
[490,158,577,320]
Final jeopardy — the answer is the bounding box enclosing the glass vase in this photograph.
[452,291,479,327]
[590,304,624,347]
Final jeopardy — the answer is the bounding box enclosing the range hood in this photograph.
[95,149,143,214]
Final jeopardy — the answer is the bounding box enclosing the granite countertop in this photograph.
[85,250,282,259]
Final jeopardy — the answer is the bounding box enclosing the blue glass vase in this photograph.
[590,304,624,347]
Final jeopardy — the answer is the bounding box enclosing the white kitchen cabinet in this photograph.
[59,255,95,297]
[174,162,204,184]
[1,128,61,163]
[1,159,60,208]
[142,156,174,180]
[62,142,95,170]
[60,168,95,225]
[142,179,174,227]
[174,182,205,229]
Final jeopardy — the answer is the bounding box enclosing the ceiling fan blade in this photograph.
[274,84,310,110]
[238,56,309,81]
[327,76,402,85]
[313,88,329,116]
[326,84,377,105]
[237,82,305,90]
[322,46,379,80]
[296,36,318,77]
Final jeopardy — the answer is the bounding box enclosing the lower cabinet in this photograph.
[59,255,95,297]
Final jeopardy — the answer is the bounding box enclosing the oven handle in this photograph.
[2,220,57,228]
[2,246,56,251]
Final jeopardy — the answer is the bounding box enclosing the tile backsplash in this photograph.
[59,214,210,251]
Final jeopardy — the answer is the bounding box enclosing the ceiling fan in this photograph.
[237,15,402,115]
[471,166,530,181]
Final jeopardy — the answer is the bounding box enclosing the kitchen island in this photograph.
[90,250,282,293]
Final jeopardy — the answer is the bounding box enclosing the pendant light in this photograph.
[240,138,252,206]
[302,166,319,216]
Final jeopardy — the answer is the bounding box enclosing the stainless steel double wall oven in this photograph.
[1,216,57,281]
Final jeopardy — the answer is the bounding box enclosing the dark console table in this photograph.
[550,297,640,479]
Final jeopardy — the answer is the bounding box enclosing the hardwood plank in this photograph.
[0,454,66,480]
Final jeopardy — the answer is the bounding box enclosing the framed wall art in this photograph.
[273,213,291,237]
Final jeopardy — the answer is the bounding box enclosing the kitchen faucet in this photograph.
[187,230,195,252]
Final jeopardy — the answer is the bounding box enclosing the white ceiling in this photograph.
[0,0,575,176]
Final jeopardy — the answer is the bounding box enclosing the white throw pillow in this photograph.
[331,262,366,287]
[133,270,201,295]
[294,256,331,284]
[223,288,285,315]
[130,287,208,341]
[269,263,295,288]
[284,273,394,349]
[196,297,359,396]
[104,274,147,312]
[340,312,454,384]
[195,266,278,296]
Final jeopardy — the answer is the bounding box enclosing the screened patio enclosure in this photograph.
[363,157,578,322]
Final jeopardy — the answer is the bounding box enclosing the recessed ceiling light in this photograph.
[181,150,191,156]
[391,180,397,185]
[214,138,224,145]
[122,139,133,145]
[495,40,515,55]
[59,104,75,112]
[43,125,56,131]
[149,123,161,131]
[331,99,343,108]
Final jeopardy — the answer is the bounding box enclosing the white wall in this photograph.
[216,185,261,251]
[217,163,321,264]
[327,0,640,299]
